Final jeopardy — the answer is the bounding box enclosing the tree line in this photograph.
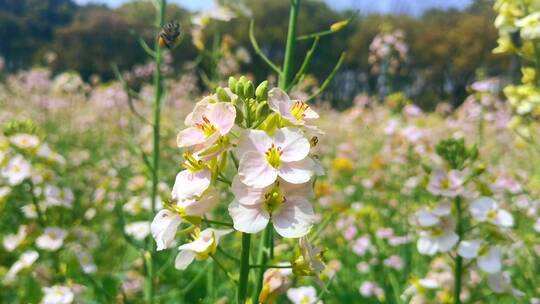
[0,0,510,108]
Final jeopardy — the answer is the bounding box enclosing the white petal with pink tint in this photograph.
[175,250,196,270]
[151,210,182,251]
[237,129,272,157]
[228,201,270,233]
[273,196,315,238]
[274,128,310,162]
[177,127,206,148]
[181,190,219,215]
[239,152,278,188]
[232,176,265,205]
[172,169,211,200]
[278,157,314,184]
[206,102,236,135]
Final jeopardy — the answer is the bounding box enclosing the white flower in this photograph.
[229,177,315,238]
[123,196,152,215]
[41,285,74,304]
[3,225,28,252]
[488,272,525,297]
[470,197,514,228]
[427,170,463,197]
[268,88,319,127]
[1,154,32,185]
[359,281,384,299]
[177,101,236,151]
[3,250,39,283]
[402,277,439,300]
[414,202,451,227]
[417,217,458,255]
[457,240,502,273]
[286,286,318,304]
[152,190,219,251]
[10,133,40,149]
[175,228,231,270]
[44,185,74,208]
[237,128,314,188]
[125,221,151,241]
[171,168,211,200]
[36,227,67,251]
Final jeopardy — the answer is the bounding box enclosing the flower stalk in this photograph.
[252,224,272,302]
[238,232,251,303]
[453,196,464,304]
[279,0,300,90]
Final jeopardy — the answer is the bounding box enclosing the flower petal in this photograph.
[177,127,206,148]
[237,129,272,157]
[273,128,310,162]
[239,152,278,188]
[232,175,265,205]
[495,209,514,228]
[172,169,211,200]
[182,189,219,216]
[228,201,269,234]
[151,210,182,251]
[470,197,497,221]
[273,196,315,238]
[175,250,196,270]
[478,246,502,273]
[206,102,236,135]
[457,240,482,259]
[278,157,314,184]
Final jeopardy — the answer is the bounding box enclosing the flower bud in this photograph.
[235,81,245,98]
[330,19,349,32]
[228,77,237,93]
[244,81,255,98]
[255,80,269,102]
[216,87,230,102]
[255,101,269,120]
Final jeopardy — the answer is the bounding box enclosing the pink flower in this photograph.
[228,177,315,238]
[268,88,319,127]
[383,255,404,270]
[343,226,357,240]
[237,128,314,188]
[352,235,371,256]
[176,101,236,151]
[427,170,464,197]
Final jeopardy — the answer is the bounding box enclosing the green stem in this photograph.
[252,224,271,302]
[454,196,464,304]
[27,180,45,227]
[238,233,251,304]
[146,1,166,303]
[533,41,540,87]
[202,218,234,227]
[279,0,300,89]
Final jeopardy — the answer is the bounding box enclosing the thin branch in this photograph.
[306,52,346,102]
[287,36,320,91]
[250,264,292,269]
[211,254,238,285]
[139,37,157,58]
[111,63,152,125]
[202,218,234,227]
[297,29,333,41]
[249,20,281,74]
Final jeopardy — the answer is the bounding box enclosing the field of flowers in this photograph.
[1,0,540,303]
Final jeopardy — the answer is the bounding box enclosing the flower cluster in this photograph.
[368,29,408,76]
[410,138,522,301]
[151,76,323,270]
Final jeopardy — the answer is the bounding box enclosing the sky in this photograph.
[74,0,474,16]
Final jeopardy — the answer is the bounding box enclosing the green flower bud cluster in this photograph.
[223,76,270,128]
[435,138,478,170]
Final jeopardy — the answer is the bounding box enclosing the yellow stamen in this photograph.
[265,144,283,168]
[195,116,217,137]
[290,101,310,121]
